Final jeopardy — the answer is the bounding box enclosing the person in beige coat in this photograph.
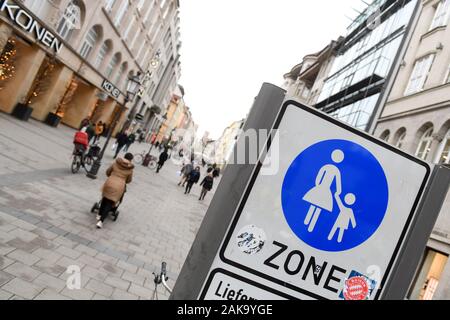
[96,153,134,229]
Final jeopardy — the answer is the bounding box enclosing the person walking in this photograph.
[178,161,194,187]
[156,148,169,173]
[124,132,136,152]
[93,121,105,144]
[199,172,214,201]
[114,131,129,159]
[96,153,134,229]
[80,118,90,130]
[185,166,201,195]
[86,122,96,144]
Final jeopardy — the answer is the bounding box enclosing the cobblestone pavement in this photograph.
[0,112,216,300]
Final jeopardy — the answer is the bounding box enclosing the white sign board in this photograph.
[200,101,430,300]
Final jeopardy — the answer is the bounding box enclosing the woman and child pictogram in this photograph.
[302,150,357,243]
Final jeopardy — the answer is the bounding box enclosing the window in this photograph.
[144,3,154,24]
[137,0,145,11]
[115,63,126,85]
[430,0,450,30]
[436,129,450,164]
[114,0,129,26]
[105,54,120,78]
[415,127,434,160]
[136,41,146,62]
[395,128,406,149]
[123,17,136,39]
[405,54,435,95]
[105,0,116,12]
[445,64,450,83]
[95,42,110,68]
[380,130,391,142]
[56,1,81,41]
[24,0,53,19]
[130,29,141,50]
[80,28,98,59]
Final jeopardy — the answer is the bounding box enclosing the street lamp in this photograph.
[86,74,142,179]
[121,72,143,133]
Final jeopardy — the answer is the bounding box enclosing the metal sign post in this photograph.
[170,84,450,301]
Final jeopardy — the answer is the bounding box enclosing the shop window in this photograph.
[80,28,99,59]
[25,58,56,106]
[409,249,448,300]
[430,0,450,30]
[405,54,435,95]
[55,78,79,118]
[0,38,18,91]
[436,129,450,164]
[56,1,82,41]
[415,127,434,160]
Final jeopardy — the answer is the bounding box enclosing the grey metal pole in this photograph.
[170,83,286,300]
[381,165,450,300]
[86,102,127,179]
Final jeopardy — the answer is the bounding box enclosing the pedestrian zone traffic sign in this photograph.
[200,100,431,300]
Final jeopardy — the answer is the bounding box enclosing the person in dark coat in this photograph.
[185,167,201,194]
[114,131,129,159]
[199,172,214,201]
[124,133,136,152]
[156,149,169,173]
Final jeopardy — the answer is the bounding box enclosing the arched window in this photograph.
[415,127,434,160]
[80,27,99,59]
[436,129,450,164]
[115,62,127,86]
[380,130,391,142]
[56,1,81,41]
[106,53,120,78]
[393,128,407,149]
[94,41,111,68]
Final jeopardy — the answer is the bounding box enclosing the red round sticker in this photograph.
[344,277,369,300]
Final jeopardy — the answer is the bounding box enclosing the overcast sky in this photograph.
[179,0,366,139]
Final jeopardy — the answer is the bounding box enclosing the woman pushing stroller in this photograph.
[96,153,134,229]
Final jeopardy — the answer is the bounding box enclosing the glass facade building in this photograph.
[315,0,418,131]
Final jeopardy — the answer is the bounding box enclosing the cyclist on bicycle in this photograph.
[73,128,89,157]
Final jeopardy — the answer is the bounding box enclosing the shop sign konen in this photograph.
[102,80,121,99]
[0,0,63,54]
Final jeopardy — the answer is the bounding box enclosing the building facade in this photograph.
[315,0,419,132]
[0,0,181,135]
[214,119,245,169]
[374,0,450,300]
[283,40,339,106]
[156,85,196,150]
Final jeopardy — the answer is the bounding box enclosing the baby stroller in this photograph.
[91,191,125,222]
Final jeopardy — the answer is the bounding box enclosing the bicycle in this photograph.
[71,144,99,174]
[134,151,158,170]
[151,262,172,300]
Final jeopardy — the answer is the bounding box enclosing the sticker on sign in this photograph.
[200,101,430,300]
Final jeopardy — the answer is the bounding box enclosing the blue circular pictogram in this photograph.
[281,139,389,252]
